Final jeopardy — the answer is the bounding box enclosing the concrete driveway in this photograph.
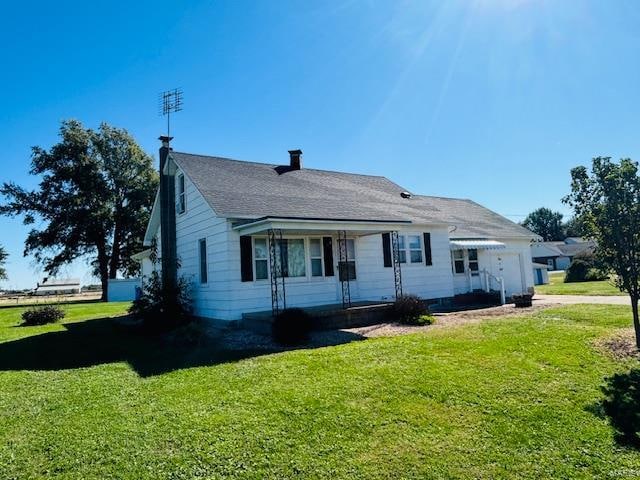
[534,294,630,306]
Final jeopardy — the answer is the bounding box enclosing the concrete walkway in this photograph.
[534,294,630,306]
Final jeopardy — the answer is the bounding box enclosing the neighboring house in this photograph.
[138,138,538,325]
[34,278,81,295]
[532,263,550,285]
[531,239,595,271]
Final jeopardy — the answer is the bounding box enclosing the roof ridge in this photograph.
[170,151,392,181]
[413,194,473,202]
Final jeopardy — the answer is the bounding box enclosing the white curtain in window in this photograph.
[286,239,306,277]
[275,239,306,277]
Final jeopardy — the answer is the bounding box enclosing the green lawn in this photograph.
[1,301,640,478]
[536,271,626,296]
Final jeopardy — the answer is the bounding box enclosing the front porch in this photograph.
[234,217,417,316]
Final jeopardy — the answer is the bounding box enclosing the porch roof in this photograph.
[231,216,424,236]
[449,239,506,250]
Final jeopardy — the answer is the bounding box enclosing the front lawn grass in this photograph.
[0,300,131,343]
[0,302,639,478]
[536,271,625,296]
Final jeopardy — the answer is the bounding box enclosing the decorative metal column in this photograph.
[337,230,352,309]
[391,230,403,299]
[268,228,286,316]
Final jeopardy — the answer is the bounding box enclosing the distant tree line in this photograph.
[520,207,585,241]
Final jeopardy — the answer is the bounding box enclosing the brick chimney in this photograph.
[288,149,302,170]
[158,135,177,288]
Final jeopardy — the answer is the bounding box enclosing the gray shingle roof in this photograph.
[171,151,536,239]
[557,241,595,257]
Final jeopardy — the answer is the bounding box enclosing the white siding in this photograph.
[141,257,154,279]
[221,227,455,320]
[452,239,535,297]
[173,167,232,320]
[224,231,339,319]
[356,227,454,301]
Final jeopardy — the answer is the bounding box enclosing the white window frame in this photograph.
[251,236,311,283]
[338,238,357,281]
[397,234,423,265]
[407,234,423,264]
[308,237,325,278]
[468,248,479,276]
[253,237,269,281]
[452,249,465,275]
[176,173,186,214]
[452,249,480,275]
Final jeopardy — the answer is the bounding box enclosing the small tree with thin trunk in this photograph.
[564,157,640,347]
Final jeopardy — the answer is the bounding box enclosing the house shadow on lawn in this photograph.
[0,316,364,377]
[589,368,640,449]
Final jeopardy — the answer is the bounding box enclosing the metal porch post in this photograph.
[268,228,286,316]
[391,231,403,299]
[338,230,352,309]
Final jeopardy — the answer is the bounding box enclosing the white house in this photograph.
[531,238,595,271]
[138,138,538,326]
[34,278,81,296]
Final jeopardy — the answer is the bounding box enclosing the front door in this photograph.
[498,253,524,297]
[336,238,359,302]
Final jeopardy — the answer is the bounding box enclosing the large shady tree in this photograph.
[0,120,158,300]
[564,157,640,347]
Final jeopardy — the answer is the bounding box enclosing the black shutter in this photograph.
[423,232,432,266]
[322,237,334,276]
[382,233,392,267]
[240,236,253,282]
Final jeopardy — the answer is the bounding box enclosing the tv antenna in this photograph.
[158,88,183,138]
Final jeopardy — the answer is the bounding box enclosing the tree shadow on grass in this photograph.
[589,368,640,449]
[0,317,364,377]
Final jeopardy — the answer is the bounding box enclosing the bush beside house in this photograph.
[565,252,608,283]
[272,308,313,345]
[392,294,434,325]
[128,271,193,332]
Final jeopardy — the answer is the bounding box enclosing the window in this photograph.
[198,238,207,283]
[254,238,268,280]
[338,239,357,281]
[397,235,422,264]
[177,173,186,214]
[397,235,406,263]
[408,235,423,263]
[309,238,323,277]
[276,239,306,278]
[468,249,479,274]
[452,250,465,274]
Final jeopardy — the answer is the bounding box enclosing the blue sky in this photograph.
[1,0,640,289]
